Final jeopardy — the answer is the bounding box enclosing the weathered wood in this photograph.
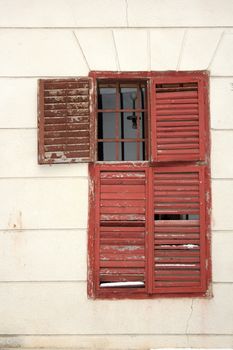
[38,78,94,164]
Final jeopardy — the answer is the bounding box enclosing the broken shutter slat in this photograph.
[150,73,208,162]
[38,77,94,164]
[152,166,207,294]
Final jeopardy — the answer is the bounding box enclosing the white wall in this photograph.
[0,1,233,349]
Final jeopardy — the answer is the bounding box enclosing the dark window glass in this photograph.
[98,113,116,139]
[98,87,116,109]
[120,112,144,139]
[120,87,137,109]
[154,214,200,220]
[98,142,122,161]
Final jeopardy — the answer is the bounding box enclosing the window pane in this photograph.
[119,142,143,161]
[98,142,121,161]
[120,87,137,109]
[98,113,116,139]
[98,87,116,109]
[120,112,144,139]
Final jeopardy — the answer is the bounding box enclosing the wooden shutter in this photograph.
[93,165,147,297]
[38,78,94,164]
[150,73,208,162]
[152,166,207,294]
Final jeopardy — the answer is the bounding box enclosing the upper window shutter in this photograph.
[150,73,208,162]
[91,164,147,297]
[38,78,94,164]
[152,166,208,294]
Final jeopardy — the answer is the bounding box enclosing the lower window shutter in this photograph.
[94,165,147,296]
[152,166,207,294]
[38,78,94,164]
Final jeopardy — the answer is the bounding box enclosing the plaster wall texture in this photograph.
[0,1,233,349]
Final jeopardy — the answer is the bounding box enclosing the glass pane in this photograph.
[103,142,116,161]
[119,142,145,161]
[119,112,144,139]
[98,142,121,161]
[124,142,137,161]
[98,113,116,139]
[120,87,137,109]
[98,87,116,109]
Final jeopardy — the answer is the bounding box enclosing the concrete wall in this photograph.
[0,1,233,349]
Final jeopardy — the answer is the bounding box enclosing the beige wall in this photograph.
[0,1,233,349]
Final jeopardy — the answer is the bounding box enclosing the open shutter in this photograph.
[150,73,208,162]
[152,166,207,294]
[93,165,147,297]
[38,78,94,164]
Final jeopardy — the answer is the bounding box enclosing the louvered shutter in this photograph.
[152,166,207,294]
[150,73,208,162]
[93,165,147,296]
[38,78,94,164]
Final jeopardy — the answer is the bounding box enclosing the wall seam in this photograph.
[207,30,225,69]
[0,26,233,29]
[125,0,129,27]
[176,29,188,70]
[72,31,90,71]
[147,29,151,70]
[111,30,121,71]
[0,333,232,336]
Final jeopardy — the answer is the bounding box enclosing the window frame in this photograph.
[88,71,211,299]
[89,71,152,163]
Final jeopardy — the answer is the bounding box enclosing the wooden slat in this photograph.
[157,108,198,116]
[156,91,198,99]
[100,171,145,179]
[157,114,199,121]
[44,95,89,103]
[157,121,199,127]
[101,192,146,200]
[44,144,89,152]
[100,207,145,214]
[156,103,198,110]
[44,123,89,131]
[44,136,89,145]
[101,185,145,193]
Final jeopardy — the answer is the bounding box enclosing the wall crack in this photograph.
[185,298,194,335]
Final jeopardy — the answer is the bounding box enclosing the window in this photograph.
[97,81,147,161]
[38,71,211,299]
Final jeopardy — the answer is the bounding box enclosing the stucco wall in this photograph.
[0,1,233,349]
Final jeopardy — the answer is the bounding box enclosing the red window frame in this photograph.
[88,71,211,299]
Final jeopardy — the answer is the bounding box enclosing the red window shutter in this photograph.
[150,73,208,162]
[152,166,207,294]
[38,78,94,164]
[92,164,147,297]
